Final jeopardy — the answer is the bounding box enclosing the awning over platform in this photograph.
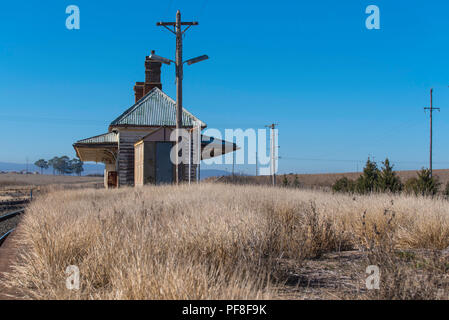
[73,132,118,164]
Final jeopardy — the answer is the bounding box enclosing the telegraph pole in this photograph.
[266,123,278,186]
[424,88,440,177]
[232,151,235,179]
[255,151,258,176]
[157,11,198,184]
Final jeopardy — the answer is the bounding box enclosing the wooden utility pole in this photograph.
[232,151,235,179]
[188,129,191,185]
[424,88,440,177]
[255,151,258,176]
[266,124,278,186]
[196,121,201,184]
[157,11,198,184]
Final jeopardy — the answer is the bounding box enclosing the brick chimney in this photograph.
[133,82,144,103]
[133,50,163,103]
[145,50,163,93]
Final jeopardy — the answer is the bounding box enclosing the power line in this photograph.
[312,117,422,162]
[280,156,449,165]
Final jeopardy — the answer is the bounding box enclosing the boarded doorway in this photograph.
[156,142,173,184]
[134,139,175,186]
[107,171,118,188]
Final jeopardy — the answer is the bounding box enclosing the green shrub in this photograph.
[332,177,355,193]
[404,177,418,195]
[404,168,440,197]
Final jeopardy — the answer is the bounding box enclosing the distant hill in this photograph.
[0,163,230,179]
[208,169,449,189]
[199,169,232,180]
[0,162,105,176]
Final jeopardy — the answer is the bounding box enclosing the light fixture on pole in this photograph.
[149,53,209,67]
[185,55,209,66]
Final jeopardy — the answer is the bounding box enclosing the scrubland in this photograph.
[213,169,449,190]
[0,173,102,188]
[2,183,449,299]
[0,173,103,201]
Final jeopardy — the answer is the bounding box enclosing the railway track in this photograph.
[0,209,25,246]
[0,190,31,300]
[0,188,32,247]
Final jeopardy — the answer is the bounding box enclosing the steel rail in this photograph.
[0,209,25,222]
[0,228,15,246]
[0,199,29,207]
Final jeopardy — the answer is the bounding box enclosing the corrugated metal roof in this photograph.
[75,132,118,144]
[110,87,206,128]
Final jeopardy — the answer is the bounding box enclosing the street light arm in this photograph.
[184,55,209,65]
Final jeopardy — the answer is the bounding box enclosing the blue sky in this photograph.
[1,0,449,174]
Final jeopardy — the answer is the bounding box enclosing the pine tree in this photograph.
[377,158,402,193]
[356,158,379,194]
[282,175,289,187]
[415,168,440,196]
[293,175,300,188]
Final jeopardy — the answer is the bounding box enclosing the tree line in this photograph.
[34,156,84,176]
[332,158,447,197]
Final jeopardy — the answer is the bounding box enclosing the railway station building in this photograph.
[73,51,236,188]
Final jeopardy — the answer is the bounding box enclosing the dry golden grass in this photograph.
[2,183,449,299]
